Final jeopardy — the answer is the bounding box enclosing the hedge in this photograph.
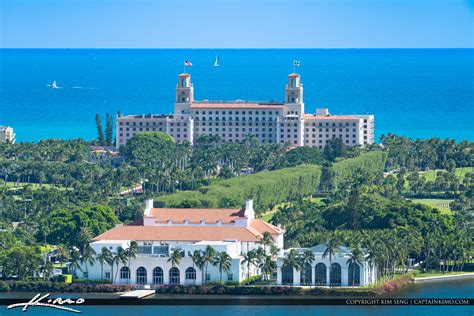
[0,281,133,293]
[156,164,322,212]
[154,284,378,296]
[155,151,387,213]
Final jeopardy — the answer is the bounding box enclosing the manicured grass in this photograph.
[260,209,277,222]
[412,270,474,278]
[419,167,474,182]
[4,182,67,191]
[411,198,453,214]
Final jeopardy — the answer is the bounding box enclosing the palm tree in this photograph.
[80,245,96,279]
[112,247,127,283]
[283,249,301,272]
[259,255,276,285]
[125,241,138,284]
[269,244,280,259]
[203,246,216,283]
[188,250,202,285]
[299,249,315,286]
[322,236,340,286]
[41,260,54,280]
[346,247,364,286]
[259,232,274,254]
[241,249,257,283]
[56,246,69,268]
[168,249,182,268]
[96,247,112,280]
[216,252,232,283]
[68,249,82,277]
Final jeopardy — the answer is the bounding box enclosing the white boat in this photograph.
[213,55,220,67]
[46,80,61,89]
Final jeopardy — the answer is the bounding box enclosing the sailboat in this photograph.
[213,55,220,67]
[46,80,61,89]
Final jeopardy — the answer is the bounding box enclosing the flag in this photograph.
[184,60,193,66]
[293,60,301,67]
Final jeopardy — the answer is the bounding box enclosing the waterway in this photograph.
[1,278,472,316]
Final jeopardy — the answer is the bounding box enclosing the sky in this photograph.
[1,0,473,48]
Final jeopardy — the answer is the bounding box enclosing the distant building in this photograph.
[0,126,15,144]
[88,146,123,166]
[116,72,374,148]
[81,199,284,285]
[276,245,377,286]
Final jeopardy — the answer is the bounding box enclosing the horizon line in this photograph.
[1,47,473,50]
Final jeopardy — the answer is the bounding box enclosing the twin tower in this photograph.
[174,72,304,117]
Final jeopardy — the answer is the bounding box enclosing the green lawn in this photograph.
[410,198,453,215]
[412,270,474,278]
[3,182,68,191]
[419,167,474,182]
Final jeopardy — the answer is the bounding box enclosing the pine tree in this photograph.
[105,113,113,146]
[95,113,105,145]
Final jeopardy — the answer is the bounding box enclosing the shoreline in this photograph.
[412,273,474,282]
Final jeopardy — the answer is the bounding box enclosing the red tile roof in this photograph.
[190,103,283,109]
[303,114,361,120]
[93,225,263,242]
[149,208,245,222]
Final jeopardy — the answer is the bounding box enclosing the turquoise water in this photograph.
[2,278,473,316]
[0,49,473,142]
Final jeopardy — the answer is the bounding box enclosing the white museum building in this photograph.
[276,245,377,287]
[81,199,284,286]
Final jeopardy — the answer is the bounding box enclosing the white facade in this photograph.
[0,126,15,144]
[81,199,284,286]
[276,245,377,287]
[116,73,374,148]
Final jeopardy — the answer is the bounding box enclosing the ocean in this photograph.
[0,49,473,142]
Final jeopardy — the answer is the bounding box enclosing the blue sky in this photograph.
[1,0,473,48]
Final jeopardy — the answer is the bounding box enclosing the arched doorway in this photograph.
[348,263,361,286]
[281,264,293,285]
[330,263,341,286]
[136,267,147,285]
[119,267,130,280]
[314,263,327,286]
[169,267,180,285]
[185,267,196,283]
[153,267,163,284]
[300,263,312,285]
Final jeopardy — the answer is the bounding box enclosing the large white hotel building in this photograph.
[116,72,374,148]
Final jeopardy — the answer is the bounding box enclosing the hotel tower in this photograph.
[116,72,374,148]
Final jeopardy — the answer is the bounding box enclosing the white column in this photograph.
[342,266,349,286]
[276,266,282,285]
[180,267,185,285]
[293,268,301,286]
[326,266,331,286]
[163,267,170,285]
[311,264,316,285]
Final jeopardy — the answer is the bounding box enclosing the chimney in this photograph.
[244,199,255,220]
[144,199,153,216]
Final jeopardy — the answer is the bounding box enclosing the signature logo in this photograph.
[7,293,85,313]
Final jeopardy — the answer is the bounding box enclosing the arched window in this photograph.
[153,267,163,284]
[120,267,130,279]
[281,264,293,285]
[169,267,180,285]
[291,78,296,88]
[185,267,196,280]
[348,263,361,286]
[314,263,327,286]
[181,78,186,87]
[330,263,341,286]
[136,267,147,285]
[300,263,312,285]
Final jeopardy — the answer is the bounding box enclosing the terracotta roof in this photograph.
[179,73,190,77]
[190,103,283,109]
[93,226,262,242]
[250,219,285,235]
[303,114,361,120]
[149,208,245,222]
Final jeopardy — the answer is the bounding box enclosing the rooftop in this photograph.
[191,101,284,109]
